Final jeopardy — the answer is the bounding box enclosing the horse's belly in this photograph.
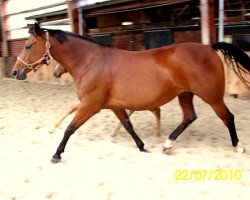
[105,81,180,110]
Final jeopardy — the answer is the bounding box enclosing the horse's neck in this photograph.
[51,38,102,80]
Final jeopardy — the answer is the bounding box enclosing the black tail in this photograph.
[212,42,250,89]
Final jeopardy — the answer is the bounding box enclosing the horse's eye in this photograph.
[25,45,32,50]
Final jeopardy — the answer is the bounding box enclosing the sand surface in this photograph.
[0,79,250,200]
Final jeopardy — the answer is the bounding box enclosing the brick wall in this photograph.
[7,38,27,57]
[174,30,201,43]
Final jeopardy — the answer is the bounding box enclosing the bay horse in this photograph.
[12,23,250,163]
[51,64,161,136]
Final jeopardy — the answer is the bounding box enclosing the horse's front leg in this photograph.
[51,103,100,163]
[112,109,146,152]
[110,110,135,136]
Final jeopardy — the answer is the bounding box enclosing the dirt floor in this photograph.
[0,78,250,200]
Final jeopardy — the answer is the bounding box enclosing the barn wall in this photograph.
[174,30,201,43]
[7,38,27,57]
[0,57,6,79]
[112,33,143,50]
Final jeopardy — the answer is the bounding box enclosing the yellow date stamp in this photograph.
[174,169,242,181]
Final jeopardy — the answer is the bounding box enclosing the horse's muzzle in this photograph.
[53,71,61,78]
[12,68,27,80]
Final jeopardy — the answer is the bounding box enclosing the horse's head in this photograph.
[53,63,67,78]
[12,23,53,80]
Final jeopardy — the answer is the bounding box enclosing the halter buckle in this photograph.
[46,41,51,49]
[27,64,33,69]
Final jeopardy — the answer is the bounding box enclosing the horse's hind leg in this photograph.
[111,108,161,137]
[150,107,161,137]
[110,110,135,137]
[112,109,146,152]
[50,104,79,133]
[163,92,196,152]
[209,101,245,153]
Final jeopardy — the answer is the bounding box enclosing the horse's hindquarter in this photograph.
[161,43,226,101]
[172,43,225,100]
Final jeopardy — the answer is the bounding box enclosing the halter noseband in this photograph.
[17,31,54,71]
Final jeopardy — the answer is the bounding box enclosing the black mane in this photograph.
[43,28,110,47]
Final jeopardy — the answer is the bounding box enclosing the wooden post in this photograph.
[0,0,9,78]
[0,0,9,57]
[218,0,224,42]
[200,0,210,44]
[208,0,216,43]
[66,0,79,34]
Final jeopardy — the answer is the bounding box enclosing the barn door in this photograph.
[144,29,172,49]
[91,34,112,46]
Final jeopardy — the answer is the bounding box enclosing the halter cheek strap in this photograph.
[17,31,54,71]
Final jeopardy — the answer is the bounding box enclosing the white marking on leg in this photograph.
[164,139,174,149]
[235,141,245,153]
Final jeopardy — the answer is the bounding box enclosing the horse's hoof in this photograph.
[140,148,149,153]
[51,155,62,164]
[48,128,55,134]
[235,142,245,153]
[163,146,172,154]
[110,133,116,137]
[51,158,61,164]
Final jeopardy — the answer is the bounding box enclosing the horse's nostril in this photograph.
[12,70,17,76]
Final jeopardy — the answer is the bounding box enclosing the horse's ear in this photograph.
[27,23,42,36]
